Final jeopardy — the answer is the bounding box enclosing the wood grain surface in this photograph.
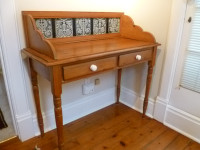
[21,11,161,150]
[1,104,199,150]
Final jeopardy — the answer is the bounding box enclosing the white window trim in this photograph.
[154,0,188,122]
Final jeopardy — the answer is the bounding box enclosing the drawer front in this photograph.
[63,57,117,81]
[119,49,152,67]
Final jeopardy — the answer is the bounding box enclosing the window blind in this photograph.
[196,0,200,7]
[180,0,200,92]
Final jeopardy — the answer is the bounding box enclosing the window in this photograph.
[180,0,200,93]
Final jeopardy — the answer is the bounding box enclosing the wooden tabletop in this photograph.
[53,37,158,60]
[23,37,159,66]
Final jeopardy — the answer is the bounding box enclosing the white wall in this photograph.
[155,0,200,143]
[11,0,172,140]
[132,0,172,99]
[120,0,172,116]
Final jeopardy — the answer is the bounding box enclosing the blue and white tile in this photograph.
[55,18,73,38]
[35,19,53,38]
[93,18,106,35]
[76,18,91,36]
[108,18,120,33]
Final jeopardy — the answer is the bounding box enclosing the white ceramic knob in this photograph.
[90,64,98,72]
[136,55,142,60]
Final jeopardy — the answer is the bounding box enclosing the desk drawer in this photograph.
[63,57,117,80]
[119,49,152,67]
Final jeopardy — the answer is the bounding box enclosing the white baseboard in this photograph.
[154,96,168,123]
[16,112,35,141]
[33,87,116,136]
[120,86,155,118]
[120,89,200,143]
[164,105,200,143]
[31,86,200,144]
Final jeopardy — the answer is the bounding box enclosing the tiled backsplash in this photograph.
[76,18,91,36]
[35,18,120,38]
[35,19,53,38]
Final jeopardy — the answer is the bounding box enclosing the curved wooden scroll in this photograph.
[120,15,156,43]
[23,14,57,59]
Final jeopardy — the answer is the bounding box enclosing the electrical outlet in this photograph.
[82,82,95,95]
[95,78,100,85]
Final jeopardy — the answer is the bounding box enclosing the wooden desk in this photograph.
[22,11,160,150]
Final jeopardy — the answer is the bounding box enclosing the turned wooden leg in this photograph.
[50,66,64,150]
[117,69,122,103]
[143,61,153,117]
[29,59,44,136]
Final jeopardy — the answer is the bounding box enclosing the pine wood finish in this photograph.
[50,66,64,150]
[21,11,160,149]
[143,61,154,117]
[1,104,200,150]
[63,57,117,81]
[117,69,122,103]
[119,49,152,67]
[29,59,44,136]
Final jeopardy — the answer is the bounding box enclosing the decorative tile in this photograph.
[108,18,120,33]
[35,19,53,38]
[76,18,91,36]
[55,18,73,38]
[93,18,107,35]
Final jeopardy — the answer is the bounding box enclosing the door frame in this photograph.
[0,39,18,136]
[154,0,187,122]
[0,0,35,141]
[154,0,200,143]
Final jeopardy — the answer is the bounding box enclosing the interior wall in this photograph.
[124,0,173,100]
[14,0,173,138]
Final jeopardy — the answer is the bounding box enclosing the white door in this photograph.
[170,0,200,118]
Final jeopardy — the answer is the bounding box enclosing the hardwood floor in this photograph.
[0,104,200,150]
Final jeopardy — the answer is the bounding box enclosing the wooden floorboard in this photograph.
[0,103,200,150]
